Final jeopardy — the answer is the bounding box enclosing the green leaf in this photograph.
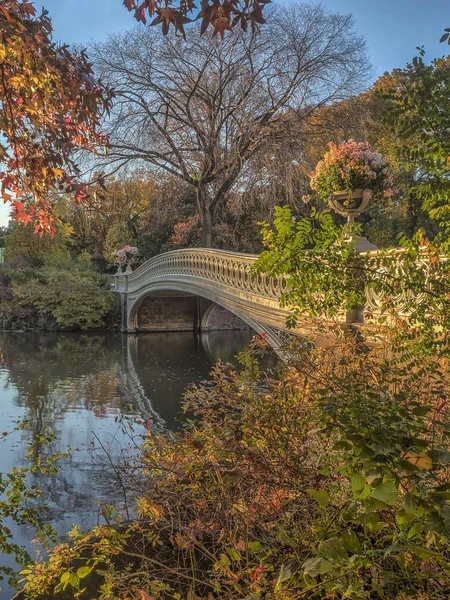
[407,522,422,539]
[395,510,414,527]
[77,566,93,579]
[226,547,241,562]
[408,545,438,559]
[412,405,432,416]
[306,488,329,508]
[275,561,294,591]
[69,573,80,589]
[440,33,449,43]
[424,512,443,533]
[342,530,360,554]
[351,473,370,499]
[302,557,333,578]
[370,479,398,506]
[319,537,347,560]
[219,553,231,568]
[247,541,261,553]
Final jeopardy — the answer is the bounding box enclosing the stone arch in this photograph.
[200,302,251,331]
[127,283,286,350]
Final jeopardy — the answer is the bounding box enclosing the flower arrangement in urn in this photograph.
[113,245,138,272]
[308,140,388,221]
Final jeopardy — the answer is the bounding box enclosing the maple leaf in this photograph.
[11,200,25,211]
[211,15,232,39]
[74,186,88,203]
[21,212,33,226]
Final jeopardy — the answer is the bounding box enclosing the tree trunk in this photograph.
[197,184,213,248]
[201,209,213,247]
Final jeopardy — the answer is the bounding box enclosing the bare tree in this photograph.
[93,3,369,247]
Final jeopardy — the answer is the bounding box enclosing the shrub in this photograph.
[4,254,117,330]
[16,335,450,600]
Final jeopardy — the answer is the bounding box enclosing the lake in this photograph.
[0,330,255,599]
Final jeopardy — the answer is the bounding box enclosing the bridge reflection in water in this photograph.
[120,330,255,429]
[0,330,256,599]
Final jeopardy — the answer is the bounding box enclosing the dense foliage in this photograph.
[0,227,117,330]
[13,334,450,600]
[377,55,450,241]
[0,0,111,233]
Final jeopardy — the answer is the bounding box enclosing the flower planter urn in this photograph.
[329,188,373,223]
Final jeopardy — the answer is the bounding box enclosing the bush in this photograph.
[17,335,450,600]
[1,253,117,331]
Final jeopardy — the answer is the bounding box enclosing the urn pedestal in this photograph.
[328,188,373,224]
[329,188,377,253]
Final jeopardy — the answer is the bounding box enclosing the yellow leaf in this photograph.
[9,76,24,88]
[404,451,432,471]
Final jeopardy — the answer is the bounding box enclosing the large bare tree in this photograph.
[93,3,369,247]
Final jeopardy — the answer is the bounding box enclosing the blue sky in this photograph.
[39,0,448,75]
[0,0,448,226]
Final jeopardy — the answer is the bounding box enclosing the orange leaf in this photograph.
[404,451,432,471]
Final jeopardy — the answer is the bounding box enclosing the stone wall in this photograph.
[137,293,198,331]
[136,292,250,332]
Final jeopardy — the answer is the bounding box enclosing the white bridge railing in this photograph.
[113,247,434,338]
[114,248,288,300]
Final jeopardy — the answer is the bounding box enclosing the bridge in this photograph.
[113,247,384,349]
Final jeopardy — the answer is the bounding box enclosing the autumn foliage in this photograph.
[0,0,112,234]
[123,0,270,39]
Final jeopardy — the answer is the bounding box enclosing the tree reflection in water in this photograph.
[0,330,255,597]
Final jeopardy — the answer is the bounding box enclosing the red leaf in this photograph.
[250,566,265,582]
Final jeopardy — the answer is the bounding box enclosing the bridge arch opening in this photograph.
[133,291,253,333]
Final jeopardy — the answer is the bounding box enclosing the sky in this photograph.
[0,0,448,226]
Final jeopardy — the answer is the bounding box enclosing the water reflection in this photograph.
[0,330,254,599]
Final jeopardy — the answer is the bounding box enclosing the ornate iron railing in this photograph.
[114,247,437,328]
[115,248,288,300]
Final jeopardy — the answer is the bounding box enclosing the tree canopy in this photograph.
[123,0,270,39]
[0,0,112,234]
[94,4,368,246]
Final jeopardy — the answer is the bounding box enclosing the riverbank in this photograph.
[0,330,256,600]
[0,253,118,332]
[15,335,450,600]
